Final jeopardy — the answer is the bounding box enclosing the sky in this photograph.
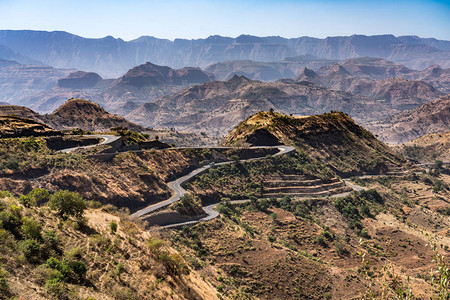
[0,0,448,41]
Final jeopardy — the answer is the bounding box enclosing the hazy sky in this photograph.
[0,0,448,40]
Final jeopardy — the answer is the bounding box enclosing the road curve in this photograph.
[130,145,295,220]
[59,135,121,153]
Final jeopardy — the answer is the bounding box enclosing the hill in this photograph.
[0,31,449,77]
[367,95,450,144]
[0,99,145,132]
[101,62,215,110]
[396,131,450,163]
[222,111,405,176]
[0,115,59,138]
[0,192,217,299]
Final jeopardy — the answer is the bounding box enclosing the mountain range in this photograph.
[0,30,449,77]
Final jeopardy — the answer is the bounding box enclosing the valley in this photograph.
[0,26,449,300]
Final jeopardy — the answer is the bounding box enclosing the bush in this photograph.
[110,221,118,234]
[48,190,86,220]
[27,188,50,206]
[19,195,35,207]
[69,260,87,281]
[45,278,65,296]
[0,190,12,199]
[315,235,327,247]
[0,266,9,294]
[19,239,41,263]
[21,217,42,240]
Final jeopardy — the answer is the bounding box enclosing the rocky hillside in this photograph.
[101,62,215,110]
[223,111,405,176]
[367,95,450,144]
[0,191,218,299]
[296,59,444,110]
[0,99,145,132]
[0,115,59,138]
[396,131,450,163]
[126,75,391,136]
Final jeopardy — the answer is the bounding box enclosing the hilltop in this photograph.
[0,99,145,132]
[223,111,405,176]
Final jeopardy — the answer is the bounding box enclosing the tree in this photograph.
[48,190,86,220]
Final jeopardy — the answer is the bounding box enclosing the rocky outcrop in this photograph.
[57,71,102,89]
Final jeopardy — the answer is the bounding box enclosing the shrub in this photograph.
[45,278,65,296]
[69,260,87,281]
[0,265,9,294]
[19,195,35,207]
[0,191,12,199]
[48,190,86,220]
[19,239,41,263]
[27,188,50,206]
[315,236,327,247]
[110,221,118,234]
[21,217,42,240]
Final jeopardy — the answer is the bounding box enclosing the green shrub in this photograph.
[315,235,327,247]
[69,260,87,281]
[0,265,9,294]
[21,217,42,240]
[48,190,86,220]
[27,188,50,206]
[19,239,41,262]
[0,191,12,199]
[45,278,65,296]
[110,221,118,234]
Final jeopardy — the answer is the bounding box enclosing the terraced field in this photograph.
[262,174,352,198]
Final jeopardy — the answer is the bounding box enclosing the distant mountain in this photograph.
[367,95,450,144]
[126,75,389,135]
[0,30,449,77]
[296,59,443,110]
[102,62,215,110]
[205,56,336,81]
[0,61,75,108]
[0,98,145,132]
[0,44,42,65]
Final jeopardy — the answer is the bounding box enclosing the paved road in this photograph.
[130,145,295,219]
[59,135,121,153]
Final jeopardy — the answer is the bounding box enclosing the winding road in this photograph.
[59,137,412,229]
[129,145,295,220]
[59,134,121,153]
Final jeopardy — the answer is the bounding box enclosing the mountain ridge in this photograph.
[1,30,449,77]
